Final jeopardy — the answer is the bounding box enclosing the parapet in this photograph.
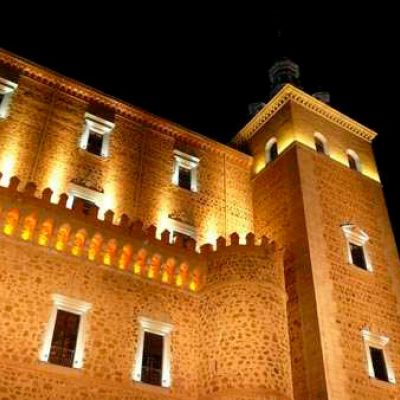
[0,173,280,293]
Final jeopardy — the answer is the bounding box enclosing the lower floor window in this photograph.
[49,310,80,368]
[39,294,91,369]
[141,332,164,386]
[361,329,395,383]
[132,317,173,387]
[370,346,389,382]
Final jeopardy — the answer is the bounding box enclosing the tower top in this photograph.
[268,58,301,97]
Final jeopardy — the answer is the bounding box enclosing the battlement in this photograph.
[0,173,273,293]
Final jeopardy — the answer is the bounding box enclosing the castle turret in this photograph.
[199,233,293,400]
[269,58,301,97]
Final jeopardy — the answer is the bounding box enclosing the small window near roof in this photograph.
[347,149,361,172]
[314,132,328,155]
[172,150,199,192]
[79,113,114,157]
[265,137,278,163]
[0,77,18,119]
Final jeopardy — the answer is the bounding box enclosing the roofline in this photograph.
[231,84,378,145]
[0,48,252,166]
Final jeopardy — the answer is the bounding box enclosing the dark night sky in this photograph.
[2,6,399,248]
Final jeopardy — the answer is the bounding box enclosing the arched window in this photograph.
[314,132,328,155]
[265,137,278,163]
[347,149,361,172]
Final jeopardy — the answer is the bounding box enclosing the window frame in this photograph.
[66,182,104,213]
[39,294,91,369]
[346,149,361,172]
[314,132,329,155]
[265,137,278,163]
[341,224,372,272]
[361,329,395,383]
[172,150,199,192]
[132,317,173,388]
[79,113,115,157]
[0,77,18,119]
[169,218,197,245]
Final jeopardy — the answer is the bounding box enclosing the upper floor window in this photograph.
[172,150,199,192]
[361,329,395,383]
[79,113,114,157]
[133,317,173,388]
[314,132,328,155]
[0,77,18,119]
[39,294,91,369]
[265,137,278,163]
[66,182,104,215]
[346,149,361,172]
[341,224,371,271]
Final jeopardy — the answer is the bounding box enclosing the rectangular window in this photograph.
[349,242,367,270]
[133,317,173,387]
[0,77,18,119]
[370,347,389,382]
[48,310,80,368]
[86,130,104,156]
[141,332,164,386]
[172,150,199,192]
[178,166,192,190]
[79,113,114,157]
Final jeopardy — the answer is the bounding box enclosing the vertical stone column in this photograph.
[199,236,293,400]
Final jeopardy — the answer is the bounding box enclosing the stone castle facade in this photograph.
[0,49,398,400]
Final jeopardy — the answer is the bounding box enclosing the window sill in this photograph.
[132,381,171,393]
[348,262,372,273]
[36,361,83,375]
[78,148,109,161]
[369,376,396,388]
[172,184,198,195]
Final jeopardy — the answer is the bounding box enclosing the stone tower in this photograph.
[232,82,400,399]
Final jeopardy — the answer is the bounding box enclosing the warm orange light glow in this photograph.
[176,274,183,287]
[88,233,102,261]
[71,230,86,256]
[38,219,53,246]
[55,224,70,251]
[119,244,133,270]
[161,270,169,283]
[21,214,37,241]
[103,239,117,266]
[189,280,196,291]
[148,254,161,279]
[3,208,19,235]
[133,262,141,274]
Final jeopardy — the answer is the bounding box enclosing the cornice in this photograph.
[0,48,252,166]
[232,84,378,145]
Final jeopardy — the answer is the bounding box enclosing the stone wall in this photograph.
[0,236,200,400]
[199,241,293,400]
[252,146,327,399]
[297,145,400,400]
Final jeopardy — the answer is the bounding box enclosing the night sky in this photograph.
[2,7,398,248]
